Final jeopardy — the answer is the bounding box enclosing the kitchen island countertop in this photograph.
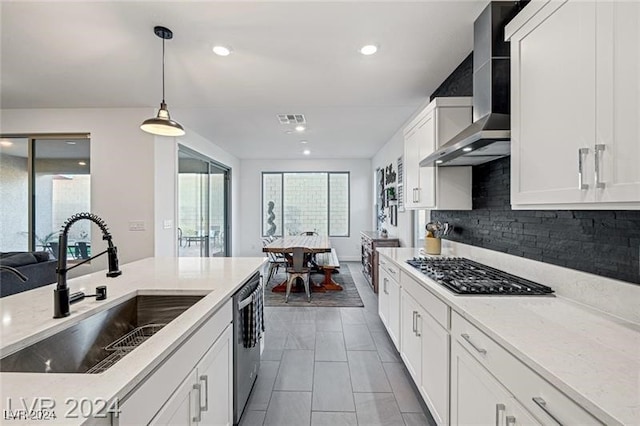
[0,256,266,425]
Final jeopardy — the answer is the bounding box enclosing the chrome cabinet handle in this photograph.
[532,397,564,426]
[415,313,421,337]
[412,311,417,333]
[200,375,209,412]
[415,188,420,202]
[192,383,202,422]
[495,403,505,426]
[594,144,605,189]
[388,268,396,275]
[506,415,516,426]
[461,333,487,355]
[578,148,589,190]
[383,277,388,294]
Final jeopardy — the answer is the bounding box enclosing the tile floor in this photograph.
[240,262,436,426]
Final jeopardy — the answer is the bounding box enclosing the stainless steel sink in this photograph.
[0,295,204,374]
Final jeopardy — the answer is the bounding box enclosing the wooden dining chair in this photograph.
[286,247,311,303]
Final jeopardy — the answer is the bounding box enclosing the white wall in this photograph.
[238,159,372,261]
[1,108,156,274]
[1,108,240,279]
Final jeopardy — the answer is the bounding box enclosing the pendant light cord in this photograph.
[162,37,166,104]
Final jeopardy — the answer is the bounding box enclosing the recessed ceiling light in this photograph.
[284,130,293,134]
[295,125,306,132]
[435,160,443,164]
[66,141,77,145]
[462,147,473,152]
[300,140,308,144]
[360,44,378,55]
[303,149,311,156]
[0,140,13,147]
[212,46,232,56]
[78,161,87,166]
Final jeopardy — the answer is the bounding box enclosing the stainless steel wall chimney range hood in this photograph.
[421,2,522,167]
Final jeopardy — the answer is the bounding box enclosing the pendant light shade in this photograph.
[141,26,185,137]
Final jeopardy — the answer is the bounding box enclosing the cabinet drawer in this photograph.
[452,312,601,425]
[400,274,448,330]
[378,256,399,282]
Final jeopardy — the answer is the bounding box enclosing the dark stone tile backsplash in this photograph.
[431,157,640,284]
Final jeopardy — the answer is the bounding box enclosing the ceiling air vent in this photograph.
[277,114,306,125]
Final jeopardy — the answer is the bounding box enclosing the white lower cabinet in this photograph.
[451,311,602,426]
[451,339,540,426]
[399,275,450,426]
[378,263,401,349]
[151,326,233,426]
[116,300,233,425]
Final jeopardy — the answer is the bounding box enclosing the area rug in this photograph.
[264,267,364,307]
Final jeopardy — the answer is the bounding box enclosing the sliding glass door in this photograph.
[178,146,229,257]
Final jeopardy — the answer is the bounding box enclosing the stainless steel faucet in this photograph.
[54,212,121,318]
[0,265,28,282]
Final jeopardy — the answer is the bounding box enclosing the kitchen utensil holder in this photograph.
[425,237,441,255]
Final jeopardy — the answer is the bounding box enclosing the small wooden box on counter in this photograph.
[361,231,400,293]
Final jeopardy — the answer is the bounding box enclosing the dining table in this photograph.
[262,235,342,292]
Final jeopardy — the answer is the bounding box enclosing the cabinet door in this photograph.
[378,269,390,329]
[418,311,449,426]
[596,1,640,203]
[197,326,233,426]
[416,112,436,208]
[404,123,421,209]
[387,275,401,350]
[400,290,422,383]
[451,341,540,426]
[150,371,197,426]
[511,0,597,205]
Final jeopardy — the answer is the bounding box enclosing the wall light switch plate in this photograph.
[163,220,172,229]
[129,221,145,231]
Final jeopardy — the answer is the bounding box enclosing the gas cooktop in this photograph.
[406,257,554,296]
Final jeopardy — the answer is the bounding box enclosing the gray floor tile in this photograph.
[316,318,343,331]
[343,324,376,351]
[285,323,316,350]
[354,393,404,426]
[315,331,347,362]
[247,361,281,411]
[264,391,312,426]
[273,350,315,391]
[263,329,287,350]
[312,362,355,412]
[315,307,342,321]
[311,412,358,426]
[240,410,266,426]
[402,412,435,426]
[340,307,366,325]
[383,363,424,413]
[364,310,387,333]
[347,351,392,392]
[261,349,284,361]
[372,331,401,363]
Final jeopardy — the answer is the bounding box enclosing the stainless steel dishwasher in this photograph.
[233,272,262,425]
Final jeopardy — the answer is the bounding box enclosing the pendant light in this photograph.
[140,26,185,137]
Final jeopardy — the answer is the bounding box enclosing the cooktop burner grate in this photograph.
[406,257,554,296]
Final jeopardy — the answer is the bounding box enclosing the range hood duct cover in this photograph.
[421,1,523,167]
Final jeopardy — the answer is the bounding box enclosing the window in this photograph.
[262,172,350,237]
[0,134,91,260]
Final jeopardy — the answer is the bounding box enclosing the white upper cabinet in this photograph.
[507,0,640,209]
[403,97,473,210]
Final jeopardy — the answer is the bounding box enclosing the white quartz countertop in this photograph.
[0,256,266,425]
[377,247,640,426]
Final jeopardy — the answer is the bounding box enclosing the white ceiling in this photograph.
[1,1,486,160]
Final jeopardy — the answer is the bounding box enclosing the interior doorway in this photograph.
[177,146,230,257]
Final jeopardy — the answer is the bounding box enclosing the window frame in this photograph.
[261,171,350,238]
